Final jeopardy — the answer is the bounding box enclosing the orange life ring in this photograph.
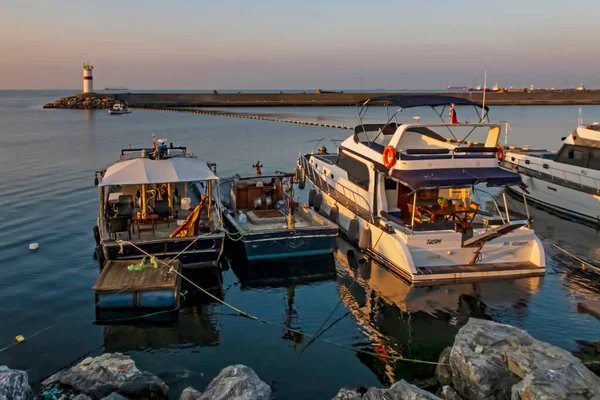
[496,145,504,164]
[383,146,396,168]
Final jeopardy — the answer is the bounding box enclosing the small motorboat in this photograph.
[107,101,131,115]
[220,165,338,262]
[502,123,600,226]
[93,136,225,268]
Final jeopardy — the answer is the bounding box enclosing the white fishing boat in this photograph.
[107,101,131,115]
[297,95,546,285]
[502,123,600,226]
[93,136,225,268]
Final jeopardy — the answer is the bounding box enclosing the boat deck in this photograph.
[412,261,545,285]
[239,208,329,233]
[93,259,181,308]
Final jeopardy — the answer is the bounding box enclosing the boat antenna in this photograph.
[481,69,487,123]
[578,107,584,125]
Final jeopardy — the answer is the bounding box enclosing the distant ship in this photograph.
[447,86,468,91]
[104,87,128,91]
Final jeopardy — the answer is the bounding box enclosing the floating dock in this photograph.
[93,259,181,309]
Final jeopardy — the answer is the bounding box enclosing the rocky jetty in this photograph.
[332,380,440,399]
[0,366,32,400]
[180,365,272,400]
[43,93,115,109]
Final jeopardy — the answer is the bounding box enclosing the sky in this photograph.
[2,0,599,90]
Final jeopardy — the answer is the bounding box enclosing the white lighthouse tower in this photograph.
[83,62,94,93]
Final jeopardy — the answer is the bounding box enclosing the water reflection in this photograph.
[334,239,542,385]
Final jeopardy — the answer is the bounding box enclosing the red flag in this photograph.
[449,104,459,125]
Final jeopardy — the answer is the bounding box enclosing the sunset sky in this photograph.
[2,0,599,90]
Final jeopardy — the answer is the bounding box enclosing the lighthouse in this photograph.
[83,62,94,93]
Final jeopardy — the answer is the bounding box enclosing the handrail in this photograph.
[301,155,376,223]
[517,155,600,189]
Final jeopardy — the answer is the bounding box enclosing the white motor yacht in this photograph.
[297,95,546,285]
[502,123,600,226]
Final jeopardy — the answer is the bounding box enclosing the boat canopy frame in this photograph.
[355,95,491,146]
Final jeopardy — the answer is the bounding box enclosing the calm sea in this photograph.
[0,90,599,399]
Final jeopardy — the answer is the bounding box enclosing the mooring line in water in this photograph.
[552,244,600,273]
[115,239,448,366]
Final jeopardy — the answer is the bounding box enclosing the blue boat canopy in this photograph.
[391,167,522,189]
[364,95,489,111]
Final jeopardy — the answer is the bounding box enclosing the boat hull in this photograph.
[100,233,224,268]
[503,157,600,226]
[223,213,337,262]
[300,154,545,285]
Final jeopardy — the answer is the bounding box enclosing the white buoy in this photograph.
[29,243,39,252]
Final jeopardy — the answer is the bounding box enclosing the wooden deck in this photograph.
[93,259,181,309]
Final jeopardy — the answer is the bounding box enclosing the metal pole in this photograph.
[141,184,147,218]
[522,191,531,227]
[411,191,417,234]
[502,191,511,223]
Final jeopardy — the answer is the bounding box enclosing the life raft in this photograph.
[383,146,396,169]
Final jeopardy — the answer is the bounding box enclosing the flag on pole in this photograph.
[449,104,459,125]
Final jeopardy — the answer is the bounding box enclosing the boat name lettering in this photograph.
[581,169,587,175]
[511,241,529,246]
[426,239,442,245]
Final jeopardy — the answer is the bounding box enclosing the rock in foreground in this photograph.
[0,366,32,400]
[193,365,271,400]
[41,353,168,399]
[450,318,600,400]
[331,380,441,399]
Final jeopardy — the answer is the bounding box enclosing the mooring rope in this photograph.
[552,244,600,273]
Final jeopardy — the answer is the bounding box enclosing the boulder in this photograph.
[450,319,600,400]
[436,347,453,386]
[0,366,32,400]
[41,353,168,399]
[197,365,271,400]
[101,393,129,400]
[512,362,600,399]
[73,395,92,400]
[439,386,462,400]
[179,387,202,400]
[331,380,441,399]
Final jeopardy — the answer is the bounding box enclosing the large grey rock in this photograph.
[41,353,167,399]
[436,348,453,386]
[450,319,600,400]
[72,395,92,400]
[179,387,201,400]
[511,363,600,399]
[331,380,441,399]
[0,366,32,400]
[439,386,462,400]
[198,365,271,400]
[101,393,128,400]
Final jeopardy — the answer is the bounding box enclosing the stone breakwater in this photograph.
[1,319,599,399]
[43,93,116,109]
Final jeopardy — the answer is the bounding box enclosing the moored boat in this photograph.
[107,101,131,115]
[297,95,546,285]
[220,166,338,262]
[502,123,600,226]
[94,137,224,268]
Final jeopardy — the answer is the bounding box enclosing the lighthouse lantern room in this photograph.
[83,62,94,93]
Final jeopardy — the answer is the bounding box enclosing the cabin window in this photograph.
[555,145,587,168]
[588,148,600,171]
[337,152,370,190]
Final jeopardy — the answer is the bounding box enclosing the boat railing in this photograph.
[533,161,600,192]
[300,154,375,223]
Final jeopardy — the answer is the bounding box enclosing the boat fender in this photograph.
[496,145,504,164]
[93,225,100,246]
[313,193,323,212]
[94,246,106,270]
[308,189,317,207]
[348,219,359,243]
[297,168,306,190]
[358,224,371,250]
[329,206,339,224]
[383,146,396,169]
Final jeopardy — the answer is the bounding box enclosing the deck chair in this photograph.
[455,202,480,233]
[108,216,131,240]
[154,199,171,227]
[408,203,435,223]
